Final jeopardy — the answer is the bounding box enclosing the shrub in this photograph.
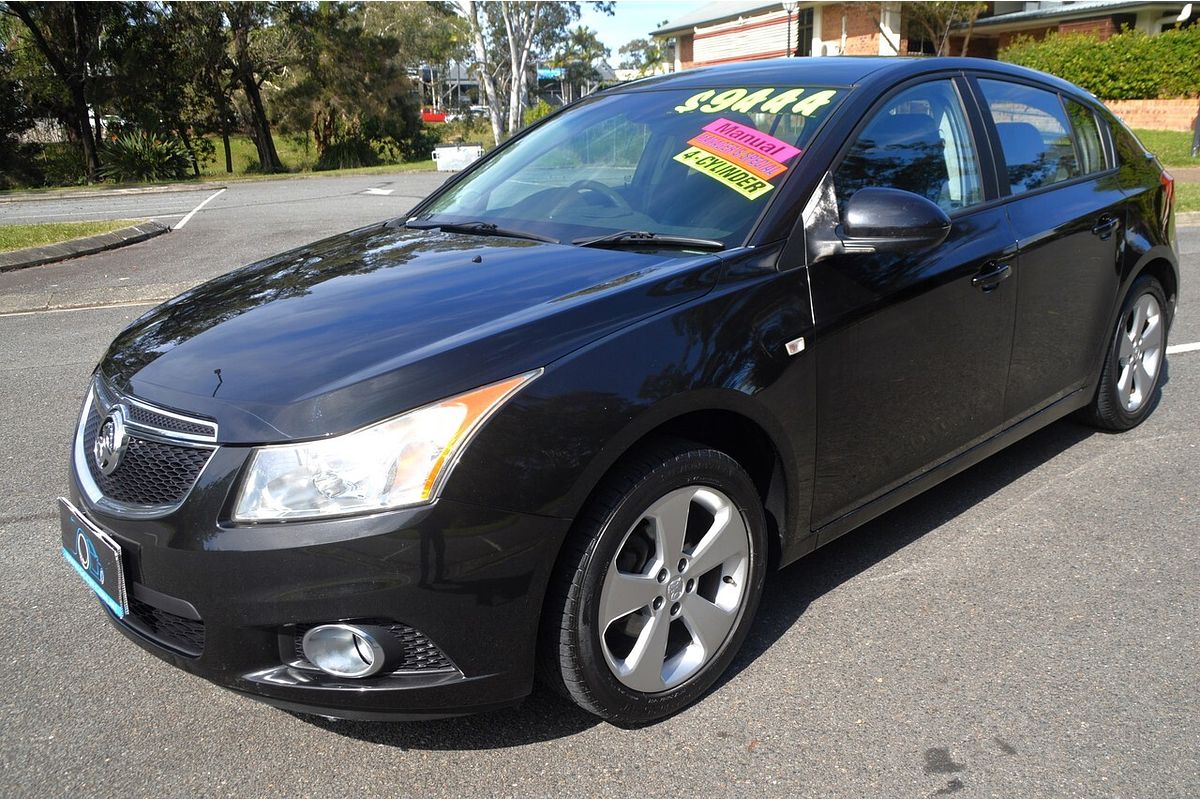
[37,142,88,186]
[98,132,192,183]
[314,137,381,171]
[1001,25,1200,100]
[523,99,556,126]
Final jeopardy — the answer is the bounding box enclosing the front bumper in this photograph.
[67,465,571,720]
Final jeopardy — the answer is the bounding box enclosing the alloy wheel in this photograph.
[597,485,750,693]
[1116,293,1164,412]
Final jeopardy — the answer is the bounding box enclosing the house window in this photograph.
[795,7,814,56]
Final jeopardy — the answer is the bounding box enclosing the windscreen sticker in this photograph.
[672,147,774,200]
[701,118,802,162]
[687,131,790,180]
[674,88,838,117]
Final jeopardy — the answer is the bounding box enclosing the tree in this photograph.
[903,1,988,56]
[0,15,34,186]
[3,1,119,177]
[456,1,613,145]
[618,36,666,76]
[167,3,238,174]
[278,2,428,167]
[360,1,467,111]
[222,1,286,173]
[554,26,609,102]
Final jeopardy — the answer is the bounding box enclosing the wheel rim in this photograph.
[597,485,750,693]
[1116,293,1164,413]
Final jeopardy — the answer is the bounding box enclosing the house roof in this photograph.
[969,1,1186,30]
[651,1,783,37]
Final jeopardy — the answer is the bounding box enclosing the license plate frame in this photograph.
[59,497,128,618]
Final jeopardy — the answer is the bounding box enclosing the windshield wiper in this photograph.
[405,219,560,244]
[572,230,726,251]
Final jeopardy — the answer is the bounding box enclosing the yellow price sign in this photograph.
[672,147,775,200]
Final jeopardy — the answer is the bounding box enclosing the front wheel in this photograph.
[1081,275,1170,431]
[540,439,768,724]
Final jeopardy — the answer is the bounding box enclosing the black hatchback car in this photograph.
[61,57,1178,725]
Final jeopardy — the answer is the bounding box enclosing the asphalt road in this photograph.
[0,172,448,313]
[0,174,1197,797]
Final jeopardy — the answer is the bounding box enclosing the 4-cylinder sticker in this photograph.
[672,147,774,200]
[674,87,838,117]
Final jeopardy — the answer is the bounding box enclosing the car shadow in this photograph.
[297,413,1104,746]
[290,682,602,748]
[714,414,1097,693]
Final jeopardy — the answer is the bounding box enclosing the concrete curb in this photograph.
[0,182,226,204]
[0,221,170,272]
[1178,211,1200,227]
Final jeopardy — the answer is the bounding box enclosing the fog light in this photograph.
[301,624,389,678]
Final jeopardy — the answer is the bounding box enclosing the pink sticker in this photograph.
[688,132,790,180]
[702,118,802,162]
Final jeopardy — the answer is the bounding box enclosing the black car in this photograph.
[61,57,1178,725]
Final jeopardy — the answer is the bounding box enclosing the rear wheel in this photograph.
[540,439,767,724]
[1081,275,1169,431]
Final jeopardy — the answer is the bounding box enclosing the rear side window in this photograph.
[1064,99,1106,174]
[978,79,1081,194]
[834,79,984,214]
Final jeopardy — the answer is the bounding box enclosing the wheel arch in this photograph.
[558,392,803,573]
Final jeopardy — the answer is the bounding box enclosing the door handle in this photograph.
[972,261,1012,291]
[1091,214,1119,239]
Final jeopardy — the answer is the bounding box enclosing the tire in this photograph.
[1081,275,1170,431]
[539,438,768,725]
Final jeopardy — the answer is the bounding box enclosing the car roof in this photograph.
[611,56,1088,100]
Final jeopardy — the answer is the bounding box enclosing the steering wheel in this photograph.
[563,179,635,214]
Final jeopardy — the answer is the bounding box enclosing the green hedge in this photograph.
[1000,25,1200,100]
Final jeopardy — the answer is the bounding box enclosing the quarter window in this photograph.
[1065,99,1107,174]
[978,79,1082,194]
[834,80,984,215]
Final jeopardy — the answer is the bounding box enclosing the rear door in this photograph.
[806,77,1018,530]
[970,77,1125,423]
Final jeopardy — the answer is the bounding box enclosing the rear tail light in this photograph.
[1160,169,1175,205]
[1160,169,1174,230]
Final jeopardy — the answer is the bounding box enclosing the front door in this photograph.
[805,78,1018,530]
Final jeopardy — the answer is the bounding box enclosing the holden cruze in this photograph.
[60,57,1178,725]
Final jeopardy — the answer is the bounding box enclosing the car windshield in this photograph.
[415,85,845,248]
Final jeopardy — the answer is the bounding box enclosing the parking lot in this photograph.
[0,172,1197,796]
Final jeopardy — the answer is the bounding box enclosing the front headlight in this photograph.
[233,370,541,522]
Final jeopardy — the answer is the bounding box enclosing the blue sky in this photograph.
[578,1,701,60]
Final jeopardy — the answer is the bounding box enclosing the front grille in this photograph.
[293,622,455,673]
[83,404,212,508]
[126,597,205,657]
[125,405,216,439]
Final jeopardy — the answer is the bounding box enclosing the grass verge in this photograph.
[0,220,141,253]
[1134,129,1199,168]
[1177,182,1199,213]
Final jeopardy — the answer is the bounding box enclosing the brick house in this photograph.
[651,2,906,69]
[958,1,1193,58]
[650,1,1192,70]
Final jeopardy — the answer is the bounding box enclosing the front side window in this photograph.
[833,80,984,215]
[979,78,1082,194]
[418,86,845,248]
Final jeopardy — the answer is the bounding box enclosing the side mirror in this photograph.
[841,187,952,254]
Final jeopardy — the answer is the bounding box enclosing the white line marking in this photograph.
[363,187,394,195]
[173,188,226,230]
[1167,341,1200,355]
[0,300,159,319]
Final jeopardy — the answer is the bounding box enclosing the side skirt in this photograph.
[807,387,1089,552]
